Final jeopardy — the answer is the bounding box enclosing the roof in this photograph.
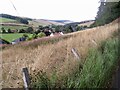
[0,38,10,44]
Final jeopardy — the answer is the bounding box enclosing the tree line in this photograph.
[0,14,29,24]
[91,0,120,27]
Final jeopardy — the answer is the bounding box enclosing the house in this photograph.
[0,38,10,44]
[11,37,26,44]
[50,32,64,37]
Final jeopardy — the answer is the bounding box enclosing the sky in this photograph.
[0,0,100,22]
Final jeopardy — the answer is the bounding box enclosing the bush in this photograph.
[1,27,6,33]
[37,32,46,38]
[19,29,26,33]
[7,28,12,33]
[23,34,29,38]
[32,33,38,39]
[26,27,34,33]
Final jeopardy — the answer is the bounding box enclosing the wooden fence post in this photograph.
[91,40,97,46]
[71,48,80,60]
[22,67,30,90]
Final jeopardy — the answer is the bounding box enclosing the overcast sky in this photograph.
[0,0,100,22]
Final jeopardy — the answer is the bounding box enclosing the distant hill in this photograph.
[29,19,74,27]
[0,14,94,28]
[31,19,65,26]
[0,14,29,24]
[49,20,74,24]
[77,20,95,27]
[0,14,29,31]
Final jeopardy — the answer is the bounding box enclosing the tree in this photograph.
[1,27,6,33]
[26,27,34,33]
[94,1,120,26]
[8,28,12,33]
[19,29,26,33]
[32,33,37,39]
[37,32,46,38]
[1,14,29,24]
[23,34,29,38]
[38,25,44,30]
[55,25,61,32]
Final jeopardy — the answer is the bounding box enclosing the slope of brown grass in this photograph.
[78,21,94,27]
[1,18,119,88]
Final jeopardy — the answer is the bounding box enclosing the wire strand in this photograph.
[9,0,20,16]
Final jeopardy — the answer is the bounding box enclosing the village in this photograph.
[0,14,92,46]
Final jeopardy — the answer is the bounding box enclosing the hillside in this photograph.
[0,17,18,23]
[29,19,64,27]
[0,16,29,32]
[1,17,119,88]
[78,20,95,27]
[49,20,74,24]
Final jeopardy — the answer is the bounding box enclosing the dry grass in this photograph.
[78,21,94,27]
[1,18,119,88]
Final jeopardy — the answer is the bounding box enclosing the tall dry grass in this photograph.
[1,18,119,88]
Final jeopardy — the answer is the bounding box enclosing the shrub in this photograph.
[19,29,26,33]
[37,32,46,38]
[1,27,6,33]
[7,28,12,33]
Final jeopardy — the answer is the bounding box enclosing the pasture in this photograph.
[0,33,32,43]
[0,25,28,31]
[0,17,18,23]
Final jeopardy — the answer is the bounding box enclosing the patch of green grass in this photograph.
[0,26,28,31]
[0,33,32,43]
[30,36,120,88]
[66,37,119,88]
[0,17,28,31]
[0,17,17,23]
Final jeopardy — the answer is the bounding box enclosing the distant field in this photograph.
[0,17,18,23]
[0,17,29,32]
[0,33,32,43]
[0,25,28,31]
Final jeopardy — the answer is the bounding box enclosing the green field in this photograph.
[0,25,28,31]
[0,33,33,43]
[0,17,28,31]
[0,17,18,23]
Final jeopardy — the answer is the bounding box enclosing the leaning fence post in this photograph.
[91,39,97,46]
[22,67,30,90]
[71,48,80,60]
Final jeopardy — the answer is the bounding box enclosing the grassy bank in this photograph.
[30,35,120,88]
[1,18,118,88]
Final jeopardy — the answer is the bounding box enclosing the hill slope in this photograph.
[29,19,64,27]
[1,17,119,88]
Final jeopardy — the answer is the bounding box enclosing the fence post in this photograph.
[22,67,30,90]
[71,48,80,60]
[91,39,97,46]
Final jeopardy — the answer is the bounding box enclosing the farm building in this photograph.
[50,32,64,37]
[0,38,10,44]
[11,37,26,44]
